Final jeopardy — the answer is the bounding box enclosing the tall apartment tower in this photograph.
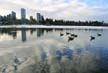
[37,13,44,23]
[0,16,2,24]
[11,11,16,20]
[21,8,26,24]
[37,13,41,23]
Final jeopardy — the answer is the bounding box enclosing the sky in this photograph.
[0,0,108,22]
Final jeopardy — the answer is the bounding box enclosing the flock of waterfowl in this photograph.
[60,32,102,42]
[60,32,78,42]
[90,33,102,41]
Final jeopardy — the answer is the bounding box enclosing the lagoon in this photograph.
[0,28,108,73]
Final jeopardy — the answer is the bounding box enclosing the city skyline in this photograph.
[0,0,108,22]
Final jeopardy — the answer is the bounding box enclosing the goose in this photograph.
[60,33,64,36]
[90,36,95,41]
[74,34,78,38]
[68,36,74,42]
[66,32,70,35]
[97,33,102,36]
[71,34,75,36]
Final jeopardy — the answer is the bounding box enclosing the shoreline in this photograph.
[0,25,108,29]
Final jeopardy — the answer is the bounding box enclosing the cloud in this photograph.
[0,0,107,22]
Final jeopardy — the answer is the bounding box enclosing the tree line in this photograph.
[0,15,107,26]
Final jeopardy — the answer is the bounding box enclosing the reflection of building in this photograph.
[41,51,47,61]
[11,31,17,39]
[37,29,44,37]
[36,13,44,23]
[7,31,17,39]
[30,29,36,35]
[21,29,27,42]
[21,8,26,24]
[11,11,16,20]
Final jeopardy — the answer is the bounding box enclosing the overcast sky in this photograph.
[0,0,108,22]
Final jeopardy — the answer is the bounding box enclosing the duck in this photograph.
[66,32,70,35]
[68,36,74,42]
[70,34,78,38]
[97,33,102,36]
[74,34,78,38]
[70,34,75,36]
[60,33,64,36]
[90,36,95,41]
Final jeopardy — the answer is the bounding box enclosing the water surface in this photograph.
[0,28,108,73]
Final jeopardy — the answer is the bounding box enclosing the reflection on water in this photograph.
[0,28,108,73]
[37,28,44,38]
[21,29,27,42]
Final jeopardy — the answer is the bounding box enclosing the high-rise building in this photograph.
[7,14,11,19]
[37,13,44,23]
[37,13,41,23]
[30,16,33,20]
[11,11,16,20]
[40,15,44,21]
[21,8,26,24]
[0,15,2,24]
